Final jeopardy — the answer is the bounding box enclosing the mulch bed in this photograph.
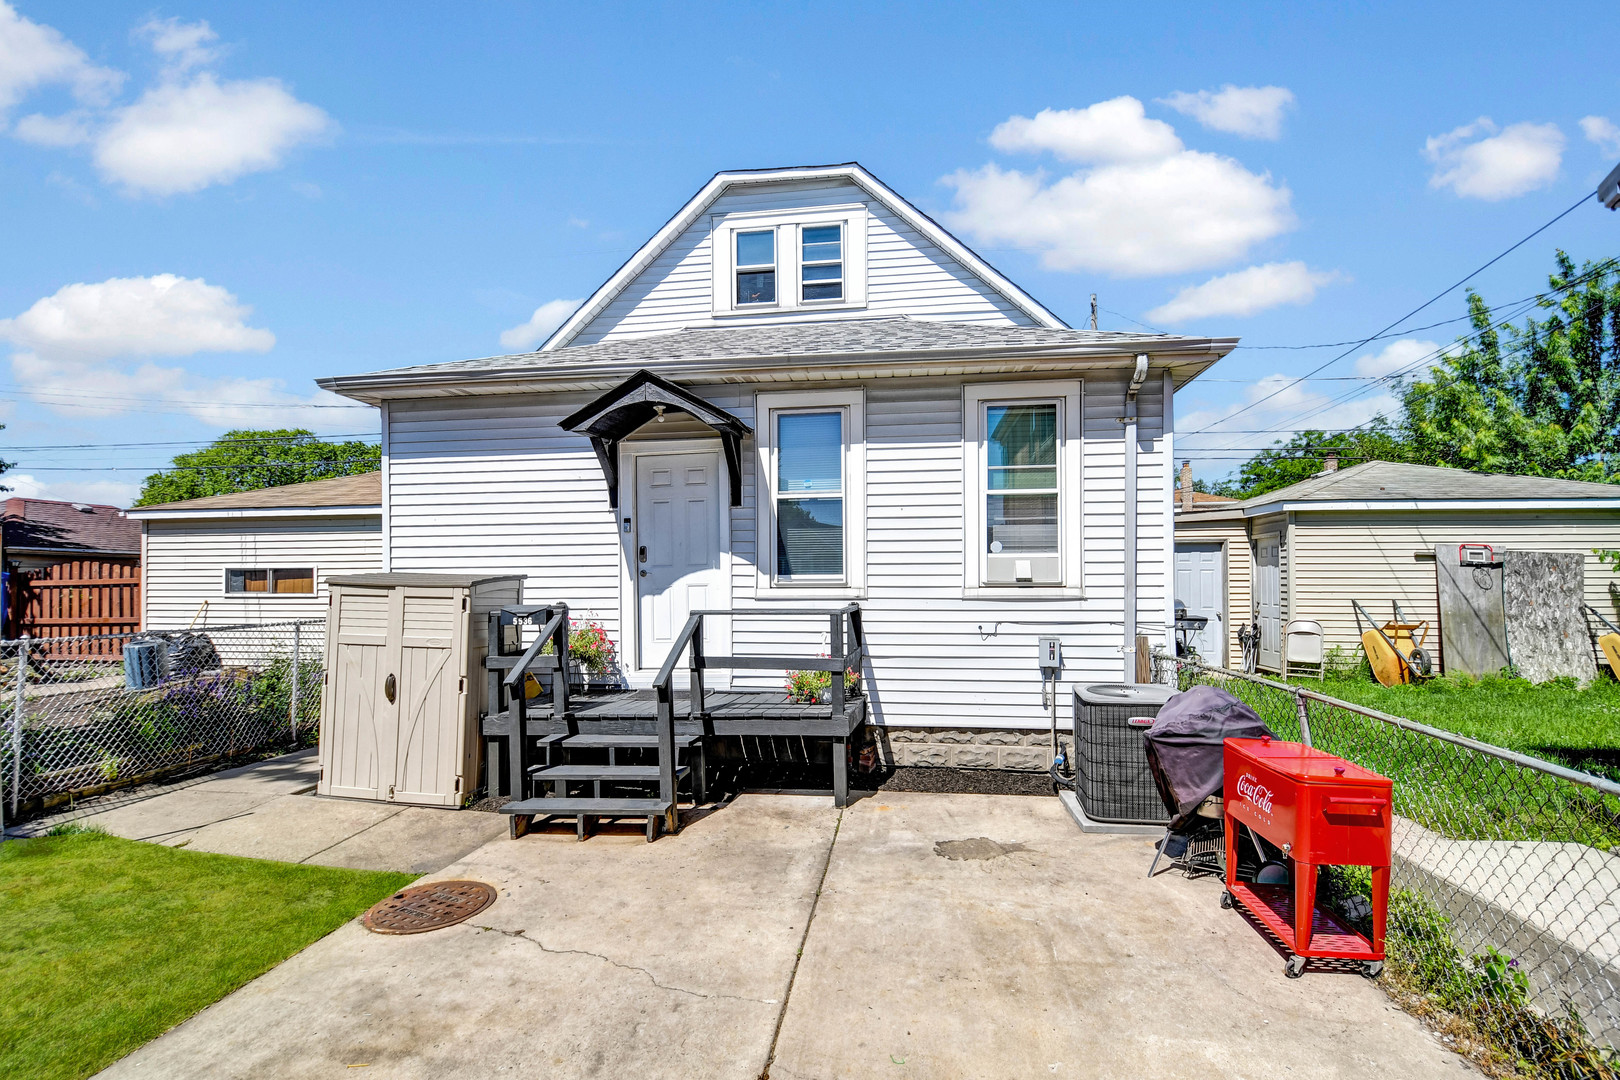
[859,766,1054,797]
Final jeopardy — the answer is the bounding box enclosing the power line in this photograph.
[1191,253,1620,450]
[1182,190,1598,438]
[0,432,379,452]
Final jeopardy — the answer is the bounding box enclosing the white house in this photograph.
[318,164,1237,770]
[129,472,383,628]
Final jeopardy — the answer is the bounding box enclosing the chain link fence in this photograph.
[1,619,325,826]
[1175,658,1620,1078]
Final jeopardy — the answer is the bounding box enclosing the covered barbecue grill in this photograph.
[1143,685,1275,874]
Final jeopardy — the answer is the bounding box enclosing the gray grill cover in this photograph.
[1143,685,1274,830]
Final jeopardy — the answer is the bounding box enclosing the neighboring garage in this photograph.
[128,472,383,629]
[1175,459,1620,674]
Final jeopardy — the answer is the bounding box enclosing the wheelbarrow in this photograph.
[1585,603,1620,682]
[1352,601,1433,687]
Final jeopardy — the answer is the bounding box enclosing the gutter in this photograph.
[1174,497,1620,524]
[126,504,382,522]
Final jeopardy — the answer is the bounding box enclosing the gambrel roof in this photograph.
[541,163,1070,349]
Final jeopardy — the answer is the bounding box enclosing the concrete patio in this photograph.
[78,765,1472,1079]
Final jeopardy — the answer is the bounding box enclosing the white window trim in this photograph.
[962,380,1083,597]
[711,205,867,318]
[222,566,320,597]
[755,389,866,598]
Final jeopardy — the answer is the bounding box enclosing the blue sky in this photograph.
[2,1,1618,505]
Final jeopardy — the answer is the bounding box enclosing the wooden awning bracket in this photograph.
[560,369,752,508]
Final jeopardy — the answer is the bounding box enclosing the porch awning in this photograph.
[560,369,752,508]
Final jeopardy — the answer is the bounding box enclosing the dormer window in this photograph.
[735,230,776,305]
[801,224,842,302]
[712,207,866,317]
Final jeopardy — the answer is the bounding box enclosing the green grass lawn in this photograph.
[1303,672,1620,781]
[0,829,414,1080]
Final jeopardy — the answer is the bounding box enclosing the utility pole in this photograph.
[1089,294,1098,331]
[1601,161,1620,210]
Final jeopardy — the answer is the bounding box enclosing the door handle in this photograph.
[639,569,648,577]
[638,545,648,564]
[384,674,396,703]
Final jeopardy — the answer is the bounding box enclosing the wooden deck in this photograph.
[479,688,867,739]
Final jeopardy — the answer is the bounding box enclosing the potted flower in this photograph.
[784,658,861,704]
[543,619,618,691]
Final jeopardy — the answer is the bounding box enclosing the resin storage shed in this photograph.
[318,572,523,806]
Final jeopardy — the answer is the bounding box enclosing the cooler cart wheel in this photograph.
[1219,891,1234,910]
[1284,956,1307,979]
[1361,961,1384,979]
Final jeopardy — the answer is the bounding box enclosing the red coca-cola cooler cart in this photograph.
[1222,736,1392,979]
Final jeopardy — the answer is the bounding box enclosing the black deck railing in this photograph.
[483,603,570,802]
[652,604,865,819]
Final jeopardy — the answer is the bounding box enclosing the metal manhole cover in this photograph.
[362,880,497,935]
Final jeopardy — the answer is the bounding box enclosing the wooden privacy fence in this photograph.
[9,559,141,655]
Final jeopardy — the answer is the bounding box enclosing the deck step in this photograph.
[539,733,703,750]
[529,764,690,782]
[501,796,670,816]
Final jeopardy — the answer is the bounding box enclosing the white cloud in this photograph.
[988,98,1182,163]
[0,274,274,360]
[499,299,581,351]
[1352,338,1441,379]
[0,274,362,428]
[3,472,141,506]
[1424,118,1564,200]
[12,108,89,145]
[2,7,330,195]
[1160,85,1295,140]
[0,1,122,119]
[945,156,1293,277]
[1580,115,1620,158]
[137,16,221,76]
[95,73,331,196]
[1147,261,1339,323]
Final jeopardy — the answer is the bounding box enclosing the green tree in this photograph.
[135,429,380,506]
[1204,424,1413,499]
[1400,252,1620,482]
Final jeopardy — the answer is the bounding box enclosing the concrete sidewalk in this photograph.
[94,790,1472,1079]
[44,749,506,874]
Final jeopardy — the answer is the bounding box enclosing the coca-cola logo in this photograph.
[1235,772,1273,813]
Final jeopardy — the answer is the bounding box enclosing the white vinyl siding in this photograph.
[1288,509,1620,670]
[381,370,1173,730]
[143,517,382,628]
[570,180,1037,345]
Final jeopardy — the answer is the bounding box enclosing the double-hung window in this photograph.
[735,229,776,305]
[800,224,843,302]
[774,412,844,578]
[757,389,866,594]
[713,209,866,316]
[964,381,1081,592]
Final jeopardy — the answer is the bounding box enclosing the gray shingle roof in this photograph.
[1196,460,1620,513]
[324,317,1224,385]
[134,472,381,513]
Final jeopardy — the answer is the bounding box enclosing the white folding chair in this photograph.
[1284,619,1326,680]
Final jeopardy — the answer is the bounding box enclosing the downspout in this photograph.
[1124,354,1148,682]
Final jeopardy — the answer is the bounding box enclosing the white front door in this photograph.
[1255,535,1282,672]
[1174,542,1225,663]
[635,452,724,671]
